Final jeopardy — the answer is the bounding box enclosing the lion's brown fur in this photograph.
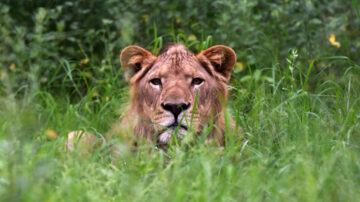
[67,44,239,152]
[120,44,237,145]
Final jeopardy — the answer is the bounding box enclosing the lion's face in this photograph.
[120,44,236,145]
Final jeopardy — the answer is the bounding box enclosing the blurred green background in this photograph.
[1,0,359,98]
[1,1,360,201]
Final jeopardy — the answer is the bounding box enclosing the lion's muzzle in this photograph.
[156,101,191,144]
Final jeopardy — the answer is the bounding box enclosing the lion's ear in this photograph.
[197,45,236,81]
[120,45,156,81]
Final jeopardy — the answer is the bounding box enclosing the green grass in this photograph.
[1,40,360,202]
[1,1,360,200]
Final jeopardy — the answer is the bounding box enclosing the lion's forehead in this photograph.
[150,64,197,78]
[147,57,205,79]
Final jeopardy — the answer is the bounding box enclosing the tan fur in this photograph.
[67,44,240,152]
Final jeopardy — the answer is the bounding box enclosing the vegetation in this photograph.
[1,0,360,201]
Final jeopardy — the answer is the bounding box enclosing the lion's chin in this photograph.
[157,128,187,145]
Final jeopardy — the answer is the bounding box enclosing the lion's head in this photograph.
[120,44,236,145]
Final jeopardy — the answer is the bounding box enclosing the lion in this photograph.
[67,43,240,153]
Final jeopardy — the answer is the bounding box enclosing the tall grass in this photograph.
[1,35,360,201]
[1,1,360,201]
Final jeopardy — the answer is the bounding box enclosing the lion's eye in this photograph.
[150,78,162,86]
[192,78,204,85]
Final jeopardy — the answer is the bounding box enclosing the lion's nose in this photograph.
[161,102,190,118]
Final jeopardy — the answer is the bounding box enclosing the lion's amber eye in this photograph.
[192,78,204,85]
[150,78,162,86]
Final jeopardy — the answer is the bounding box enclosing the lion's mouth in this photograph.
[168,123,188,130]
[157,122,188,145]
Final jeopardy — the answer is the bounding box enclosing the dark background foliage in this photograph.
[1,1,360,201]
[1,0,359,99]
